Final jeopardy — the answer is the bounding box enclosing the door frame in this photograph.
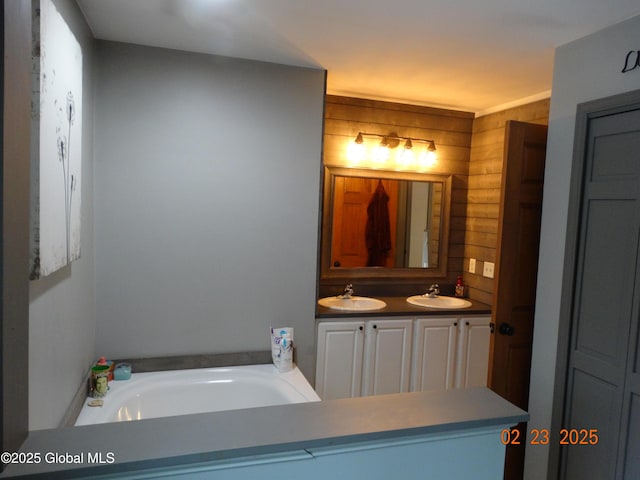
[2,0,32,460]
[549,89,640,478]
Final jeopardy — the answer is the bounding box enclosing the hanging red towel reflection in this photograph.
[366,180,392,266]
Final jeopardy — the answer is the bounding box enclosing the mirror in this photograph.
[320,167,451,283]
[331,177,442,268]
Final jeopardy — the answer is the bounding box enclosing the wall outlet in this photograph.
[483,261,495,279]
[469,258,476,274]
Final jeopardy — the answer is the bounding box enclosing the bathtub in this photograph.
[74,364,320,426]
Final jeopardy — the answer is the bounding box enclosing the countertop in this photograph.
[316,296,492,318]
[2,387,526,479]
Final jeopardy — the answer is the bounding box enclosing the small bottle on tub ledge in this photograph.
[96,356,115,381]
[455,275,465,298]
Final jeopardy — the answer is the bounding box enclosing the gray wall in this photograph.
[525,14,640,479]
[93,42,325,382]
[3,0,32,451]
[28,0,96,431]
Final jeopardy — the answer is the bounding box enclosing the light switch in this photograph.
[483,261,495,279]
[469,258,476,274]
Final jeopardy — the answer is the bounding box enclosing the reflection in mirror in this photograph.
[320,167,452,284]
[331,176,442,269]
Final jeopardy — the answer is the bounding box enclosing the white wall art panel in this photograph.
[30,0,83,278]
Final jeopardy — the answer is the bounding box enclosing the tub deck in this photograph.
[3,387,527,479]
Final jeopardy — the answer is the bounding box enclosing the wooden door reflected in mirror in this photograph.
[320,167,451,284]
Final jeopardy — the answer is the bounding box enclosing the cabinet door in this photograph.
[362,319,413,396]
[456,316,491,389]
[315,321,365,400]
[411,317,458,391]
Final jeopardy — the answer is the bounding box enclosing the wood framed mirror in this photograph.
[319,166,452,286]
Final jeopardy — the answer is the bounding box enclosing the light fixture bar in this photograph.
[355,131,436,150]
[346,131,438,170]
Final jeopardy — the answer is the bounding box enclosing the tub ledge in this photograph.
[1,387,527,480]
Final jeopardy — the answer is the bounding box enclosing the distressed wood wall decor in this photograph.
[30,0,83,279]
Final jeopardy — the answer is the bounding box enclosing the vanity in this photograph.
[316,162,495,401]
[315,297,492,400]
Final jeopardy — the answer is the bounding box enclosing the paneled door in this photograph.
[457,316,492,389]
[315,321,365,400]
[490,121,547,480]
[558,96,640,479]
[362,318,413,396]
[411,317,459,391]
[331,177,398,267]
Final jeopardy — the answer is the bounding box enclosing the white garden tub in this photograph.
[74,364,320,426]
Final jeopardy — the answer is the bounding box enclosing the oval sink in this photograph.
[318,296,387,312]
[406,295,472,309]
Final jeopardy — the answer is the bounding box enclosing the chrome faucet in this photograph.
[341,283,354,299]
[425,284,440,298]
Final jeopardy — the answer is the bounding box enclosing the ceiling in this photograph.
[77,0,640,114]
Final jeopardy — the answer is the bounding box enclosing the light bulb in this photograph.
[418,149,437,169]
[347,140,365,164]
[374,146,389,164]
[396,145,415,168]
[373,137,390,164]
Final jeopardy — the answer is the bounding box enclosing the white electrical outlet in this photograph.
[483,261,495,279]
[469,258,476,274]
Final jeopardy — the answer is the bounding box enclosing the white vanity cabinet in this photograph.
[411,317,459,391]
[362,318,413,396]
[315,318,413,400]
[411,316,491,392]
[316,314,492,400]
[315,321,365,400]
[455,316,492,389]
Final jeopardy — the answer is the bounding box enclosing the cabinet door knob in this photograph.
[454,322,458,326]
[373,324,377,329]
[359,325,363,331]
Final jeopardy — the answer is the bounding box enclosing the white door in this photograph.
[362,318,413,396]
[456,316,491,388]
[315,321,365,400]
[411,317,458,391]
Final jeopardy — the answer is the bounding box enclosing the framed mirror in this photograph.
[319,166,452,284]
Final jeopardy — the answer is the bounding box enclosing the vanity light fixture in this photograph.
[346,131,437,170]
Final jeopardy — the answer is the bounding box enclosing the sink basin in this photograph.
[406,295,472,309]
[318,296,387,312]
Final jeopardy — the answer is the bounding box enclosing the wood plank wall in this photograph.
[321,95,550,300]
[323,95,475,288]
[464,99,550,305]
